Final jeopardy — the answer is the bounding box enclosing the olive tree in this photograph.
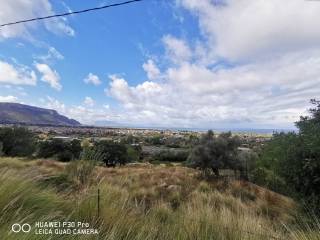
[188,130,241,177]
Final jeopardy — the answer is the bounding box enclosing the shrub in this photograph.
[0,142,3,157]
[37,139,82,162]
[154,150,189,162]
[94,141,128,167]
[0,127,35,157]
[127,145,142,162]
[56,150,73,162]
[257,100,320,213]
[80,146,106,163]
[146,135,163,145]
[251,167,288,194]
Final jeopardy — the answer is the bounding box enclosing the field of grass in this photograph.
[0,157,319,240]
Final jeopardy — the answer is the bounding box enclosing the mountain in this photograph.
[0,103,81,126]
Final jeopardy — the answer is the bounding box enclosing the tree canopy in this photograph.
[188,131,241,176]
[258,99,320,212]
[0,127,35,157]
[94,141,128,167]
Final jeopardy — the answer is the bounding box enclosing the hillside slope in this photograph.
[0,102,80,126]
[0,158,319,240]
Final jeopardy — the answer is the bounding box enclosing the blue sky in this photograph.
[0,1,184,106]
[1,0,320,129]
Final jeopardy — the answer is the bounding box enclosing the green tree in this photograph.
[80,146,106,163]
[127,145,142,162]
[37,139,82,162]
[294,99,320,210]
[188,131,241,176]
[94,141,128,167]
[0,127,35,157]
[258,99,320,212]
[70,139,82,159]
[238,150,258,180]
[146,135,162,145]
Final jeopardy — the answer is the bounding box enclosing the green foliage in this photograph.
[94,140,128,166]
[0,142,3,157]
[251,167,288,193]
[154,149,189,162]
[146,135,163,145]
[121,134,141,144]
[80,146,106,163]
[238,150,258,179]
[127,145,142,162]
[70,139,82,159]
[187,134,200,146]
[0,127,35,157]
[259,100,320,213]
[188,130,241,176]
[37,139,82,162]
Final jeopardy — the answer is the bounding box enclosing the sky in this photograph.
[0,0,320,130]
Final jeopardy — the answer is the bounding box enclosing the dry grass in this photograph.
[0,157,318,240]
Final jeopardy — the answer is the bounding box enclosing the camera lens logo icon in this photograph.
[11,223,31,233]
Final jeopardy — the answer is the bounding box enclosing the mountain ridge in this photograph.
[0,102,81,126]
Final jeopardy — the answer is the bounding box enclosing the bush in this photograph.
[56,150,73,162]
[37,139,82,162]
[94,141,128,166]
[146,135,163,145]
[127,145,142,162]
[251,167,288,194]
[70,139,82,159]
[80,146,106,163]
[0,142,3,157]
[0,127,35,157]
[256,100,320,213]
[154,150,189,162]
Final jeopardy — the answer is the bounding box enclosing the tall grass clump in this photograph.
[65,159,96,188]
[0,169,71,239]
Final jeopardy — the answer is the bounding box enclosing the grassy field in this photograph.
[0,157,319,240]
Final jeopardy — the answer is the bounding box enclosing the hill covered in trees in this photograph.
[0,102,80,126]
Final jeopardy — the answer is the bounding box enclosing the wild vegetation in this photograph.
[254,99,320,213]
[188,131,243,177]
[1,157,319,240]
[0,100,319,239]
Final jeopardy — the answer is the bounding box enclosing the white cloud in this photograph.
[36,47,64,62]
[83,97,95,107]
[47,47,64,60]
[102,0,320,128]
[44,17,75,37]
[179,0,320,62]
[0,95,18,102]
[42,96,115,125]
[105,49,320,128]
[143,59,161,80]
[0,0,74,40]
[45,96,66,111]
[33,0,318,128]
[163,35,192,64]
[0,61,37,86]
[4,0,317,129]
[35,63,62,91]
[84,73,102,86]
[108,75,163,109]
